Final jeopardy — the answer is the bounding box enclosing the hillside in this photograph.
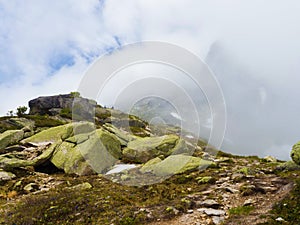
[0,93,300,225]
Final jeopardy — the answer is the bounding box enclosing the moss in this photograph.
[129,126,149,137]
[0,172,211,225]
[291,141,300,165]
[24,115,65,127]
[60,108,72,119]
[70,92,81,98]
[237,167,253,175]
[229,205,255,215]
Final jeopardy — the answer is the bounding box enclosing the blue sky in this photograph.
[1,0,300,159]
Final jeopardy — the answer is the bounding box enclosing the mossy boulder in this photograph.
[123,135,192,163]
[276,160,300,171]
[22,122,95,144]
[0,130,24,151]
[291,141,300,165]
[103,123,136,146]
[51,128,121,175]
[140,154,213,176]
[122,135,180,163]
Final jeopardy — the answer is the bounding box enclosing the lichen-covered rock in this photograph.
[51,128,121,175]
[103,123,136,146]
[51,141,92,175]
[291,141,300,165]
[22,122,94,144]
[140,155,213,176]
[276,160,300,171]
[0,130,24,151]
[122,135,181,163]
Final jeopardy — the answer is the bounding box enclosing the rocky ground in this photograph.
[0,94,300,225]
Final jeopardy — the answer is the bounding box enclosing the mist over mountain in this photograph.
[205,42,299,160]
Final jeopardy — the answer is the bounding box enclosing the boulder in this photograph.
[140,154,213,176]
[28,94,96,118]
[51,128,121,175]
[103,123,136,146]
[122,135,181,163]
[22,122,95,144]
[291,141,300,165]
[50,141,92,175]
[0,130,24,151]
[276,160,300,171]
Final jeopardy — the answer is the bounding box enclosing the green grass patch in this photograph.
[229,205,255,215]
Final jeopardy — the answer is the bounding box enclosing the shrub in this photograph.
[16,106,28,117]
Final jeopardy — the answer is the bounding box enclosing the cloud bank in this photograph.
[1,0,300,159]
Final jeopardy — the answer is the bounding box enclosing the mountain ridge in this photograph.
[0,93,299,225]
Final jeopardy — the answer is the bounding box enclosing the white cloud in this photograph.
[0,0,300,159]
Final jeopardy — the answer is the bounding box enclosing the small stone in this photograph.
[225,186,239,194]
[212,216,225,225]
[24,183,39,192]
[197,199,220,209]
[243,199,255,206]
[197,208,226,216]
[187,209,194,214]
[264,156,277,163]
[275,217,285,222]
[216,177,230,184]
[239,184,257,196]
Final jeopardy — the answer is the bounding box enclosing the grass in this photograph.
[0,170,211,225]
[24,115,65,127]
[229,205,255,215]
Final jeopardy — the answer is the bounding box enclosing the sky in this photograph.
[1,0,300,159]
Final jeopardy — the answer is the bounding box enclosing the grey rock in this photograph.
[275,217,285,222]
[28,94,96,120]
[212,216,225,225]
[0,170,16,181]
[24,183,39,192]
[197,199,220,209]
[264,155,277,163]
[243,199,255,206]
[197,208,226,216]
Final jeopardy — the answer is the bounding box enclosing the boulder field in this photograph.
[1,94,300,225]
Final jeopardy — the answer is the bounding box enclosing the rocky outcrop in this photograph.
[28,94,96,118]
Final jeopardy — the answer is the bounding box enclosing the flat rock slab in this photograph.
[197,208,226,216]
